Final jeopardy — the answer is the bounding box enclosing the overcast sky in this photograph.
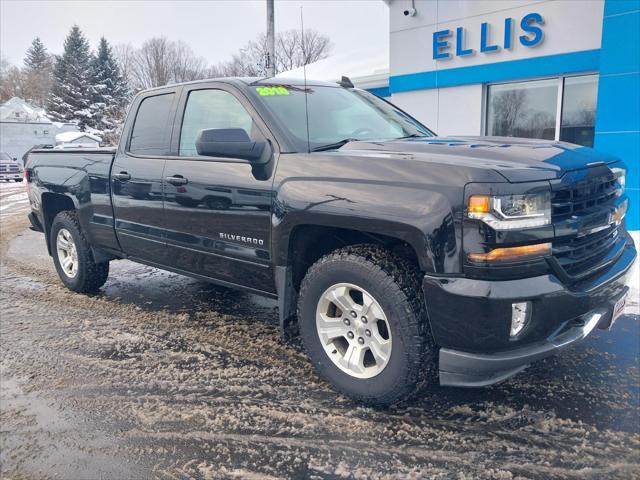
[1,0,389,66]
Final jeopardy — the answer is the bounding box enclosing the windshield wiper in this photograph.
[311,138,359,152]
[395,133,428,139]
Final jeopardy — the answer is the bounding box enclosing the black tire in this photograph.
[298,245,434,407]
[50,211,109,293]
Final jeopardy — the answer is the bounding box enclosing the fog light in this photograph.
[511,302,530,337]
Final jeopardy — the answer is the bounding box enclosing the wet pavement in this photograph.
[1,186,639,479]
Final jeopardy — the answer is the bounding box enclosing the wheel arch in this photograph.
[274,219,431,340]
[41,192,77,255]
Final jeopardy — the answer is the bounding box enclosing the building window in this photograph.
[485,74,598,147]
[486,78,558,140]
[560,75,598,147]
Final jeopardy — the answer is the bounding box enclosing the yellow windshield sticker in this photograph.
[256,86,290,96]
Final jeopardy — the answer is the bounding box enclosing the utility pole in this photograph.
[266,0,276,77]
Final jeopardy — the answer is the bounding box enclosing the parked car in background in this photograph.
[0,152,23,182]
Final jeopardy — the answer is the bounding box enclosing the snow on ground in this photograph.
[0,180,28,216]
[2,220,639,479]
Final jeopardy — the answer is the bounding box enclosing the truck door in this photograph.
[161,85,276,294]
[111,90,178,263]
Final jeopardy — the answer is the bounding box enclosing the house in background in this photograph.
[55,131,102,149]
[0,97,79,165]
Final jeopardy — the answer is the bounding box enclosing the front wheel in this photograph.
[298,245,434,406]
[50,211,109,293]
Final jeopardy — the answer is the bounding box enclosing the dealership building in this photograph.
[291,0,639,228]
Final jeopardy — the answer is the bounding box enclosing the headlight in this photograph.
[612,167,626,197]
[467,192,551,230]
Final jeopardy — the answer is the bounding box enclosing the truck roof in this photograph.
[137,77,342,95]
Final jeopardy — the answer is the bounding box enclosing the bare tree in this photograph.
[0,57,26,102]
[127,37,208,91]
[491,89,527,136]
[212,51,262,77]
[130,37,173,90]
[113,43,136,87]
[294,29,332,68]
[213,29,331,77]
[169,40,207,84]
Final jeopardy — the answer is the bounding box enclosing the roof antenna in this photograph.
[338,76,354,88]
[301,6,311,154]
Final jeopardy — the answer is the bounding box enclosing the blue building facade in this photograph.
[383,0,639,228]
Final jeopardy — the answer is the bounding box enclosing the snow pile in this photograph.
[276,46,389,86]
[0,181,28,215]
[55,131,101,143]
[0,97,51,123]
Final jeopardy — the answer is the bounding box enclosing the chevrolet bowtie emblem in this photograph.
[610,201,628,224]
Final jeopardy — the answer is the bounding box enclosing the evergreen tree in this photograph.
[47,26,93,130]
[24,37,51,72]
[89,37,130,131]
[23,37,52,107]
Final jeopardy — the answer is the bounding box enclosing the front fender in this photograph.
[272,178,461,274]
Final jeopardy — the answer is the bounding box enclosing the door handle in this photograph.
[113,171,131,181]
[165,175,188,186]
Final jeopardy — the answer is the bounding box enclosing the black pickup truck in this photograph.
[25,77,635,406]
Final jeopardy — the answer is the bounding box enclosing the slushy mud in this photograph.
[1,182,639,479]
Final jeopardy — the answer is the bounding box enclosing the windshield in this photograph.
[251,84,434,151]
[0,152,13,161]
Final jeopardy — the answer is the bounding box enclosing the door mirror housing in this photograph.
[195,128,268,162]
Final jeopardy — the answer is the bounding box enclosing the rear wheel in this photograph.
[50,211,109,293]
[298,245,434,406]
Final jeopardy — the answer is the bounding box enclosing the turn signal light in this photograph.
[468,195,490,214]
[467,243,551,263]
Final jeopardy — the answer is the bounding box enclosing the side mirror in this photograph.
[195,128,268,162]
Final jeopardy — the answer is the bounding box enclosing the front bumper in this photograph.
[423,235,636,387]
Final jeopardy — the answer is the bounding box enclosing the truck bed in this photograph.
[27,147,119,253]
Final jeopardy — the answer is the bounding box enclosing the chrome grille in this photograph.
[553,224,623,278]
[551,171,625,280]
[0,163,20,173]
[552,173,617,218]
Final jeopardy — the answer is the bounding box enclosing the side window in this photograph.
[179,89,255,157]
[129,93,175,155]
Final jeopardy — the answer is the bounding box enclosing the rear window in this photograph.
[128,93,175,155]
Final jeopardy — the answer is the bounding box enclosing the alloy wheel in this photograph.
[315,283,392,379]
[56,228,78,278]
